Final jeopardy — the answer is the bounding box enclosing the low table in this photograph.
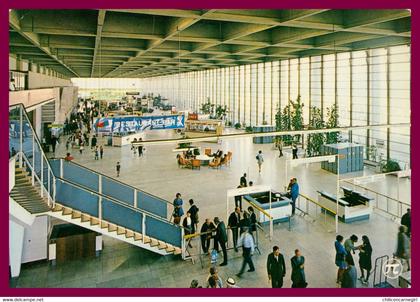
[196,154,213,166]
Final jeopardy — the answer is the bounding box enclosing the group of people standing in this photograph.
[335,234,373,287]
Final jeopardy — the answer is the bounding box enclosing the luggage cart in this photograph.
[373,255,394,288]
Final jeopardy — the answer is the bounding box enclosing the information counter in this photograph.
[112,132,144,147]
[244,191,292,224]
[317,187,373,223]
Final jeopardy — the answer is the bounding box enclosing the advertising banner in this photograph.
[94,115,185,133]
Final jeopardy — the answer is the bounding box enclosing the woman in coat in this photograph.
[358,235,373,285]
[335,235,348,284]
[291,249,307,288]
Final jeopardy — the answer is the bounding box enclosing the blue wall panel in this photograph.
[63,162,99,191]
[55,181,99,216]
[145,217,182,247]
[137,191,167,218]
[102,199,142,232]
[102,177,134,206]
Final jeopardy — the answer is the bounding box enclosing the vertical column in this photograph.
[320,55,324,118]
[271,61,274,125]
[134,189,137,208]
[349,52,353,142]
[366,50,371,158]
[334,53,338,107]
[288,59,291,101]
[297,58,301,96]
[308,57,312,121]
[256,64,259,125]
[386,48,391,160]
[142,214,146,242]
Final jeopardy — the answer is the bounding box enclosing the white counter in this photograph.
[317,191,373,223]
[112,133,144,147]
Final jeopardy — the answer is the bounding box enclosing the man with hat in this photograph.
[226,277,240,288]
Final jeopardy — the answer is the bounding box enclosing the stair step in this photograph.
[134,232,142,241]
[71,210,82,219]
[165,245,175,253]
[90,217,99,226]
[108,223,117,232]
[81,214,91,222]
[117,226,126,235]
[158,241,168,250]
[100,221,109,229]
[62,207,73,215]
[53,203,63,212]
[150,239,159,247]
[143,236,151,244]
[173,247,182,255]
[125,230,134,238]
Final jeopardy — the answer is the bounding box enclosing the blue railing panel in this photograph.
[55,180,99,216]
[145,217,182,247]
[102,198,142,233]
[49,159,60,176]
[102,177,134,206]
[62,161,99,191]
[137,191,167,219]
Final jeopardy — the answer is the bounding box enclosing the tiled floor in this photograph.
[10,129,411,288]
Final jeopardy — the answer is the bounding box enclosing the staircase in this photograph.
[9,103,186,260]
[10,166,51,214]
[49,203,182,256]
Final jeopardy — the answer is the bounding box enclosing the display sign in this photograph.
[94,115,185,133]
[188,113,198,120]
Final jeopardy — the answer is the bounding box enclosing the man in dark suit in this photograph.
[267,246,286,288]
[240,173,247,187]
[228,207,241,252]
[200,219,215,254]
[214,217,228,266]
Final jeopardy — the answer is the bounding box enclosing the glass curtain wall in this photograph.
[72,45,410,166]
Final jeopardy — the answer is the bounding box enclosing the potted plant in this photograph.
[325,104,340,144]
[234,122,241,129]
[380,159,401,173]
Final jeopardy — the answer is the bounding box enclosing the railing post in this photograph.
[134,189,137,208]
[142,215,146,243]
[31,134,35,186]
[60,159,63,178]
[40,158,44,198]
[52,178,56,208]
[98,175,102,220]
[181,232,186,260]
[19,106,23,168]
[47,168,51,206]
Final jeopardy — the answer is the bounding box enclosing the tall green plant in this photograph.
[307,106,325,157]
[291,95,304,142]
[200,98,213,115]
[326,104,340,144]
[214,105,227,120]
[274,95,305,145]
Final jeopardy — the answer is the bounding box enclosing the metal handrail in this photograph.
[19,151,53,206]
[299,193,337,215]
[51,157,174,208]
[10,103,56,181]
[55,176,184,229]
[341,179,410,206]
[246,200,273,219]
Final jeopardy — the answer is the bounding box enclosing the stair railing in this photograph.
[9,103,56,208]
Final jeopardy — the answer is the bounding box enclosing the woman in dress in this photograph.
[358,235,373,285]
[335,235,348,284]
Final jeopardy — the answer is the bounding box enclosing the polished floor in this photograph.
[10,129,411,288]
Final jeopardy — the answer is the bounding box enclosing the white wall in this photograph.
[28,71,72,89]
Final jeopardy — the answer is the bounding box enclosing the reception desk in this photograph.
[244,191,292,224]
[112,132,144,147]
[317,189,373,223]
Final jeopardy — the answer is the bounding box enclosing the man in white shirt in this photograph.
[236,227,255,277]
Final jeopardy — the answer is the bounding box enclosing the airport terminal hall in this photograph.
[8,9,411,289]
